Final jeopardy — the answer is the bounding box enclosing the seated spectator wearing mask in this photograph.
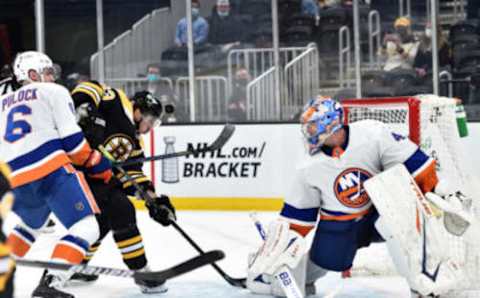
[145,65,187,122]
[208,0,246,45]
[379,17,419,72]
[146,64,174,97]
[414,23,451,77]
[175,0,209,47]
[227,68,251,122]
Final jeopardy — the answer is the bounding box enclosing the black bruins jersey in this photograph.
[71,81,154,195]
[0,162,15,298]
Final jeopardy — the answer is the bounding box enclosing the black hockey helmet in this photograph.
[132,91,163,118]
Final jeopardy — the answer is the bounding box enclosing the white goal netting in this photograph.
[342,95,480,295]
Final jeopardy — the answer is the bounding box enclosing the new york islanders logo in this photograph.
[333,168,372,208]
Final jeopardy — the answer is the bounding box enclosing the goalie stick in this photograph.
[99,145,246,288]
[16,250,224,282]
[249,213,305,298]
[117,124,235,167]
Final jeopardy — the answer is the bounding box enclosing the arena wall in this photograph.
[133,123,480,211]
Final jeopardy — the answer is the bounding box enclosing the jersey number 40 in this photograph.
[4,104,32,143]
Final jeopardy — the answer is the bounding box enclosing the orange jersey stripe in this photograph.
[68,141,92,166]
[290,223,314,237]
[10,153,70,188]
[63,164,76,173]
[6,234,31,257]
[320,208,371,221]
[414,160,438,194]
[75,171,100,214]
[51,243,85,264]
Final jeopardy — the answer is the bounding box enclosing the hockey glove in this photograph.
[425,179,475,236]
[146,195,176,226]
[84,150,113,184]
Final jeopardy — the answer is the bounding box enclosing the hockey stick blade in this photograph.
[16,250,224,282]
[117,124,235,167]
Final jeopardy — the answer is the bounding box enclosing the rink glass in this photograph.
[21,0,480,123]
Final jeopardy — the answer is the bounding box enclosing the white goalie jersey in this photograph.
[280,120,438,234]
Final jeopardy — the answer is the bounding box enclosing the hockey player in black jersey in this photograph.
[69,81,176,294]
[0,162,15,298]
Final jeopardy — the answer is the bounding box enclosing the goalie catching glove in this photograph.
[145,194,176,226]
[426,179,475,236]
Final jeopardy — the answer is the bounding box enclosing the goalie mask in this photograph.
[13,51,55,83]
[301,97,343,155]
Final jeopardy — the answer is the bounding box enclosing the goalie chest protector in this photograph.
[286,120,431,219]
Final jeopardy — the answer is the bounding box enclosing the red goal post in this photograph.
[342,97,422,145]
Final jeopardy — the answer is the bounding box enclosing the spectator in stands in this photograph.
[414,23,451,77]
[175,0,209,47]
[318,0,343,9]
[208,0,246,45]
[302,0,320,18]
[227,68,251,121]
[379,17,419,71]
[145,64,187,123]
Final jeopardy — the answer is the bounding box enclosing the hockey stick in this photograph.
[99,146,246,288]
[16,250,224,282]
[171,221,247,288]
[117,124,235,167]
[249,213,305,298]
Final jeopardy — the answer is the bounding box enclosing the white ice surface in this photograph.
[6,211,413,298]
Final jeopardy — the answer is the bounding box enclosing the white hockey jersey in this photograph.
[0,82,92,187]
[280,120,438,235]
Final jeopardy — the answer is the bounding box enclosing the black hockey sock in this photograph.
[82,241,101,264]
[113,226,147,270]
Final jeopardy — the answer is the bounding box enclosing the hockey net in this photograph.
[342,95,480,294]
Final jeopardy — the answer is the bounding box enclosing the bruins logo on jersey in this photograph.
[104,134,135,162]
[333,168,372,208]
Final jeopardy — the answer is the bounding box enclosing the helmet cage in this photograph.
[300,98,343,154]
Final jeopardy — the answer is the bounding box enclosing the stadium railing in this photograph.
[284,44,319,116]
[176,76,229,122]
[246,66,278,121]
[104,77,174,97]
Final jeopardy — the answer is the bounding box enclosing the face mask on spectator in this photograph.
[147,73,160,82]
[218,9,229,17]
[192,8,200,18]
[425,28,432,38]
[235,79,249,88]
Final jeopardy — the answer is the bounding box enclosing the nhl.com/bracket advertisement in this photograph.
[144,124,305,199]
[164,139,265,182]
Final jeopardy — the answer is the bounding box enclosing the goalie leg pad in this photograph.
[247,219,307,296]
[248,220,306,275]
[365,165,465,296]
[247,252,308,297]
